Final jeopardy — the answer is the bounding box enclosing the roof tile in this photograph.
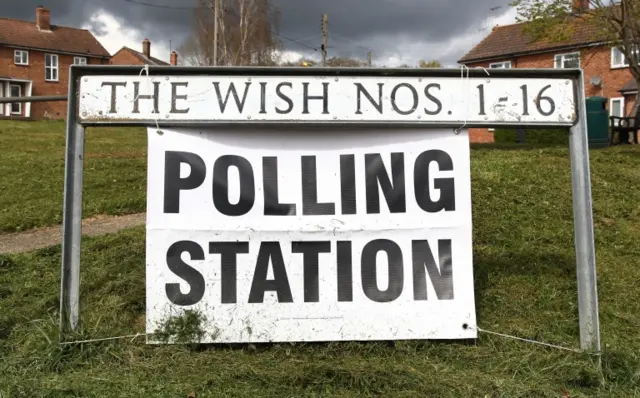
[0,16,110,57]
[459,17,606,63]
[113,47,169,65]
[620,78,637,93]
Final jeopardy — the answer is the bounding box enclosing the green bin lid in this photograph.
[586,96,608,102]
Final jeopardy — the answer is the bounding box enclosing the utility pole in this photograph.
[321,13,328,66]
[367,51,372,66]
[213,0,220,66]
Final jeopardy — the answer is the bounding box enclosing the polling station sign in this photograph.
[145,126,476,343]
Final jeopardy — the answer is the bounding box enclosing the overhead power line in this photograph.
[123,0,200,10]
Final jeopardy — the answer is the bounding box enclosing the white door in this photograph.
[10,84,21,115]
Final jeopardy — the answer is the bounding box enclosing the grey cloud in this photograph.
[0,0,514,64]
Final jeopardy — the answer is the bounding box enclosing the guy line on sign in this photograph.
[58,326,592,356]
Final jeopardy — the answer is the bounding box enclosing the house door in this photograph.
[9,84,21,116]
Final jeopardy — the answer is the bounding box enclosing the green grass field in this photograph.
[1,121,639,396]
[0,120,147,233]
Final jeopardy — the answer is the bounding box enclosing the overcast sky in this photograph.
[0,0,518,66]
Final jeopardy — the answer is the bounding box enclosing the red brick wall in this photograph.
[0,45,108,120]
[110,49,145,66]
[465,45,637,143]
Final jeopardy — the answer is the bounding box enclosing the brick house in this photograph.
[0,6,110,120]
[110,39,178,66]
[458,0,637,143]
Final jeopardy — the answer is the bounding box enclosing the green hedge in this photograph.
[493,128,570,146]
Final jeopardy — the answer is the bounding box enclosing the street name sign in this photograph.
[78,74,577,126]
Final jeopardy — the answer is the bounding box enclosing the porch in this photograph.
[0,77,33,119]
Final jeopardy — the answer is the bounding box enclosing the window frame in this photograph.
[611,47,628,68]
[13,50,28,65]
[554,51,580,69]
[73,56,87,65]
[489,61,511,68]
[9,84,22,115]
[609,97,625,126]
[45,53,59,82]
[611,45,639,69]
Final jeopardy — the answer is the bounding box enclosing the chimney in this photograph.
[36,6,50,31]
[170,51,178,65]
[572,0,589,14]
[142,38,151,58]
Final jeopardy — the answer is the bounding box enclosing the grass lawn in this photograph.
[1,123,640,396]
[0,120,147,233]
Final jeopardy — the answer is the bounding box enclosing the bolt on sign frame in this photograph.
[59,65,600,353]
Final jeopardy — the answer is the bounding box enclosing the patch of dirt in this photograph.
[0,213,146,254]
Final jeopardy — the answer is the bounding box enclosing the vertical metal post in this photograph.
[569,70,600,353]
[213,0,219,66]
[59,67,85,339]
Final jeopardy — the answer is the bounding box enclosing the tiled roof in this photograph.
[458,17,606,63]
[115,47,169,65]
[0,16,110,58]
[620,79,637,93]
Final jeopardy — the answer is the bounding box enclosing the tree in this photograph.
[280,57,317,67]
[325,56,367,67]
[419,59,442,68]
[510,0,640,116]
[178,0,282,66]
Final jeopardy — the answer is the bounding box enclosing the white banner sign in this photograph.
[145,127,477,343]
[80,75,576,126]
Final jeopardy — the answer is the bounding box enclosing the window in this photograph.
[45,53,58,81]
[554,52,580,68]
[73,56,87,65]
[10,84,22,115]
[0,85,3,115]
[611,47,627,68]
[611,46,639,68]
[609,97,625,126]
[489,61,511,68]
[14,50,28,65]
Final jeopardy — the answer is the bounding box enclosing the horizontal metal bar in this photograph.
[70,64,583,80]
[0,95,67,103]
[78,119,574,129]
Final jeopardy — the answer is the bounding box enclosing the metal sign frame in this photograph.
[59,65,600,352]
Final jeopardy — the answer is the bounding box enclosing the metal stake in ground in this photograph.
[59,66,85,339]
[569,70,601,353]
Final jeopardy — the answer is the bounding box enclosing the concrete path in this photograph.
[0,213,146,254]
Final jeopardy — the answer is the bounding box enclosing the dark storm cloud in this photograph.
[0,0,513,63]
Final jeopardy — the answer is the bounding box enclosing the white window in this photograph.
[611,46,639,68]
[73,56,87,65]
[14,50,28,65]
[609,97,625,125]
[611,47,627,68]
[0,85,3,115]
[489,61,511,68]
[554,52,580,68]
[10,84,22,115]
[45,53,58,81]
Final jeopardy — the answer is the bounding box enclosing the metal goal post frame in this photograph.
[59,64,600,353]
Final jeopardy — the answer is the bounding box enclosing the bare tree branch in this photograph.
[178,0,281,66]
